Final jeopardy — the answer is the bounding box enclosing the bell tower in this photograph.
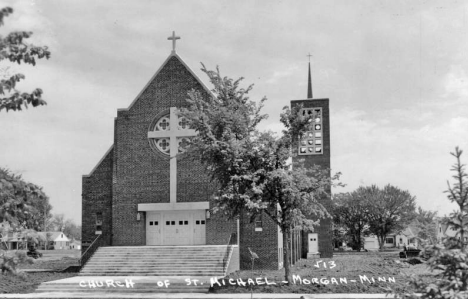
[291,56,333,258]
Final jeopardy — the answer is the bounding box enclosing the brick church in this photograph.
[81,33,332,271]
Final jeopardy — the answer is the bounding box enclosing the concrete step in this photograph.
[82,266,223,270]
[79,246,229,277]
[89,255,224,259]
[79,272,225,276]
[92,254,223,258]
[83,260,223,263]
[93,249,225,255]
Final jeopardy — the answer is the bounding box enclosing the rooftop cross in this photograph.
[168,31,181,53]
[307,53,313,63]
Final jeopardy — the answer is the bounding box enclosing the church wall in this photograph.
[239,211,280,270]
[206,211,237,245]
[111,56,222,246]
[291,99,333,259]
[81,147,114,253]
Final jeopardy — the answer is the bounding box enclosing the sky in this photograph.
[0,0,467,224]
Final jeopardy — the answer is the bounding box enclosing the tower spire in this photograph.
[307,53,313,99]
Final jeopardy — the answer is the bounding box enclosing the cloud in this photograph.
[2,0,58,50]
[266,65,300,84]
[331,107,467,216]
[443,65,468,98]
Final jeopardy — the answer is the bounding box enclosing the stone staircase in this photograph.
[79,245,227,276]
[36,245,231,294]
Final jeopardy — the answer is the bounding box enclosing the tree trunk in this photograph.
[356,224,362,251]
[378,235,385,250]
[282,228,291,283]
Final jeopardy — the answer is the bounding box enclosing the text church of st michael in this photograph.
[81,33,333,272]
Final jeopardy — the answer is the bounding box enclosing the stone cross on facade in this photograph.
[148,108,196,203]
[168,31,180,53]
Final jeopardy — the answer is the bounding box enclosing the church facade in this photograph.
[81,36,332,270]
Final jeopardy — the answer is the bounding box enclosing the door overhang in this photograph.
[138,201,209,211]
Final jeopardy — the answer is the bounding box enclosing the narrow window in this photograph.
[95,212,103,234]
[255,214,263,232]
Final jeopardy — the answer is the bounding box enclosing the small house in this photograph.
[37,232,71,250]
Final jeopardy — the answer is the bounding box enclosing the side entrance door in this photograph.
[308,233,318,253]
[146,212,162,245]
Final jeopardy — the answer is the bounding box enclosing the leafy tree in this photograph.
[332,191,369,251]
[363,184,416,249]
[179,65,340,282]
[49,213,80,239]
[50,213,65,231]
[1,250,33,278]
[393,147,468,299]
[0,168,48,230]
[0,7,51,112]
[63,221,81,241]
[413,207,437,244]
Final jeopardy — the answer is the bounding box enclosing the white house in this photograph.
[70,239,81,250]
[364,227,418,251]
[436,218,468,243]
[37,232,71,250]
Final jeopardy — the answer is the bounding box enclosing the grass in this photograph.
[210,253,435,293]
[1,250,434,294]
[1,250,80,294]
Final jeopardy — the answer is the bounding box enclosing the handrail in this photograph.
[222,232,237,275]
[79,234,102,268]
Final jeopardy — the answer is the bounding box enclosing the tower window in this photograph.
[298,107,323,156]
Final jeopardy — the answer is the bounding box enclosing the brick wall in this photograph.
[206,210,237,245]
[111,55,221,246]
[82,147,114,253]
[291,99,333,259]
[239,211,279,270]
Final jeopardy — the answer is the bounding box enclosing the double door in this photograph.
[146,210,206,245]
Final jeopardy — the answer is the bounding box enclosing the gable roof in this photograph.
[118,52,214,112]
[83,144,114,177]
[37,232,70,241]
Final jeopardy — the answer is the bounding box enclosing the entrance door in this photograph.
[163,212,180,245]
[193,210,206,245]
[146,212,162,245]
[146,210,206,245]
[308,233,318,253]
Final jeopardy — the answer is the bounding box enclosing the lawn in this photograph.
[210,252,434,293]
[1,249,80,294]
[1,251,433,294]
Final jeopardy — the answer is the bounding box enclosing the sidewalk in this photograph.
[0,293,392,299]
